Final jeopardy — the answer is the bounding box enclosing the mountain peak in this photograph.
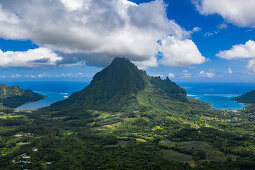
[49,58,187,112]
[111,57,133,65]
[89,57,145,91]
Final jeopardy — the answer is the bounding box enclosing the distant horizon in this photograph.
[2,79,255,84]
[9,80,253,111]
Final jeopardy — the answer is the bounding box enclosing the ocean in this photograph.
[6,81,89,111]
[178,82,255,110]
[2,81,254,111]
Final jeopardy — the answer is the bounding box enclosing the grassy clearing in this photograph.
[161,149,195,168]
[136,138,147,143]
[159,140,179,148]
[161,149,193,162]
[179,141,226,161]
[0,112,22,119]
[98,113,111,119]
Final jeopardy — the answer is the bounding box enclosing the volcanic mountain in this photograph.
[46,58,188,114]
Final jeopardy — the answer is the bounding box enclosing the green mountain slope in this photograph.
[1,58,254,169]
[0,84,45,108]
[46,57,188,113]
[232,90,255,104]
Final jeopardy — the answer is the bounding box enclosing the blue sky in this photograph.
[0,0,255,82]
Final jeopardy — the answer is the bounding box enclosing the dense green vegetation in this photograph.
[232,90,255,104]
[0,84,45,108]
[0,58,254,169]
[46,58,187,113]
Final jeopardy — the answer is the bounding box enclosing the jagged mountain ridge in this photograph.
[47,58,187,113]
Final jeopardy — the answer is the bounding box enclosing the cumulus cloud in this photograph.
[10,74,22,78]
[183,73,192,78]
[0,0,205,68]
[168,73,175,78]
[56,72,91,78]
[218,23,228,30]
[0,48,62,67]
[217,40,255,59]
[37,73,49,78]
[217,40,255,72]
[204,23,228,37]
[192,0,255,27]
[247,59,255,72]
[159,36,205,67]
[228,67,232,74]
[199,70,215,78]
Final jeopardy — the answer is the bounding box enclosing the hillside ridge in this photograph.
[46,57,187,113]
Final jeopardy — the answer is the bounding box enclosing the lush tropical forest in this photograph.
[0,58,254,169]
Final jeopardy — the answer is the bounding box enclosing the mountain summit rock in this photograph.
[48,58,187,113]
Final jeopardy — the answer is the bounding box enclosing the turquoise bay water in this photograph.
[4,81,88,111]
[178,82,255,110]
[187,94,245,110]
[2,81,254,110]
[16,92,70,110]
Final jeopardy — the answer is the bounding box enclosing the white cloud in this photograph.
[24,73,50,79]
[247,59,255,72]
[228,67,232,74]
[56,73,72,78]
[218,23,228,29]
[217,40,255,72]
[188,27,201,35]
[217,40,255,59]
[204,23,228,37]
[56,72,91,78]
[199,70,215,78]
[60,0,85,11]
[204,32,214,37]
[168,73,175,78]
[182,69,189,73]
[10,74,22,78]
[0,0,205,68]
[192,0,255,27]
[150,74,164,78]
[159,36,205,67]
[192,27,201,32]
[25,74,35,79]
[37,73,49,78]
[183,73,192,78]
[0,48,62,67]
[0,4,19,24]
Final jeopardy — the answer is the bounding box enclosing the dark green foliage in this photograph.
[150,76,187,102]
[46,57,187,113]
[232,90,255,104]
[0,58,254,169]
[0,84,45,108]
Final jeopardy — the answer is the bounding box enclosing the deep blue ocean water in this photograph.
[2,81,254,110]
